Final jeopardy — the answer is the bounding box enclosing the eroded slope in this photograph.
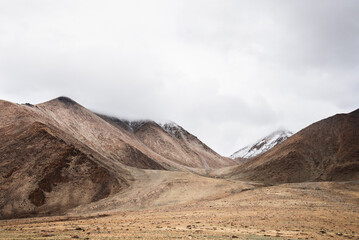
[0,121,128,219]
[227,109,359,183]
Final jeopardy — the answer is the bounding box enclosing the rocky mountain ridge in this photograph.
[226,109,359,183]
[230,130,293,159]
[1,96,358,220]
[0,97,236,219]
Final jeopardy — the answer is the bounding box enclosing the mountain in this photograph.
[227,109,359,184]
[0,99,131,219]
[1,96,358,220]
[96,116,237,171]
[36,97,166,170]
[230,130,293,159]
[0,97,236,219]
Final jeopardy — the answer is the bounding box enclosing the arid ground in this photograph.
[1,171,358,239]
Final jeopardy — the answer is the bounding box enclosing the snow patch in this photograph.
[230,130,293,159]
[158,121,184,138]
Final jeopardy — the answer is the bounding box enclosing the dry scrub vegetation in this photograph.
[1,173,358,239]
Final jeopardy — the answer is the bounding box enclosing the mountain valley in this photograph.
[0,97,358,239]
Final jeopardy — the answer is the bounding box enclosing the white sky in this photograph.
[1,0,358,155]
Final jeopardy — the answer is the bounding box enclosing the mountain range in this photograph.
[0,96,358,220]
[0,97,235,218]
[225,108,359,183]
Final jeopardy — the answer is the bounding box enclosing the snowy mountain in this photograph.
[159,121,185,138]
[230,130,293,159]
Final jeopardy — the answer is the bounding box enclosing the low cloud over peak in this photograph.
[1,0,358,155]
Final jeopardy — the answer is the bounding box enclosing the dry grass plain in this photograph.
[1,170,358,239]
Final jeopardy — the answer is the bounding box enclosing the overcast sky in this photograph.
[1,0,358,156]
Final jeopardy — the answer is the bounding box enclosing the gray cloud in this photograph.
[0,0,358,155]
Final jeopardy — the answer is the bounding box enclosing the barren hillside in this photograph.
[0,97,237,219]
[0,100,131,219]
[98,115,236,170]
[226,109,359,183]
[1,97,359,239]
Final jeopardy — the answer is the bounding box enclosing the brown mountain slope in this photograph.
[0,97,236,219]
[36,97,166,170]
[0,98,164,219]
[160,122,237,169]
[97,116,236,170]
[227,109,359,184]
[0,101,131,219]
[38,97,233,171]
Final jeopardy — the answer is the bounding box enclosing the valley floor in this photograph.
[1,171,358,239]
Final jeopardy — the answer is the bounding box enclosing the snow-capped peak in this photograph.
[230,130,293,159]
[159,121,184,138]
